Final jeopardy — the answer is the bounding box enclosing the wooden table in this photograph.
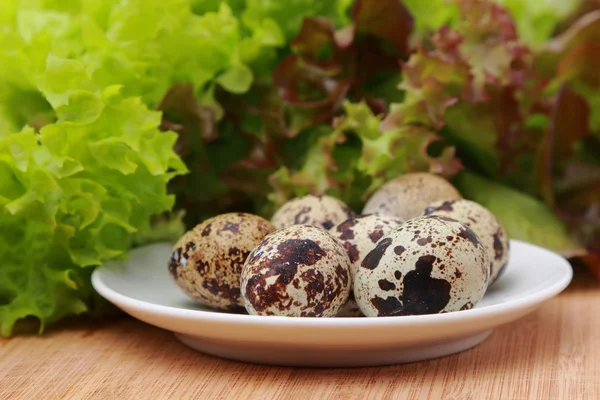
[2,266,599,400]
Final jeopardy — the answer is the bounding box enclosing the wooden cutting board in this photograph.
[1,267,599,400]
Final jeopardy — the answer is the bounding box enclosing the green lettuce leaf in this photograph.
[0,0,215,335]
[0,87,186,336]
[0,0,278,115]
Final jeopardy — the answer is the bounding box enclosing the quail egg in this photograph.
[362,173,462,221]
[271,194,355,230]
[241,225,351,317]
[333,215,404,317]
[423,199,510,286]
[168,213,275,311]
[354,215,489,317]
[334,214,405,279]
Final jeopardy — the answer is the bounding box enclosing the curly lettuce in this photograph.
[0,0,266,336]
[0,86,187,336]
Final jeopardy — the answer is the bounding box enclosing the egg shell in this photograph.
[332,215,404,317]
[271,194,355,231]
[241,225,351,317]
[333,214,405,280]
[362,173,462,221]
[422,199,510,286]
[354,215,489,317]
[168,213,275,311]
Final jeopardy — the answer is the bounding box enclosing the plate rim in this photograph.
[91,239,573,328]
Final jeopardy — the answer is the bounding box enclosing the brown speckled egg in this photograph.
[241,225,351,317]
[362,173,462,221]
[334,215,405,279]
[422,199,510,287]
[354,215,489,317]
[168,213,275,311]
[271,194,355,231]
[333,215,404,317]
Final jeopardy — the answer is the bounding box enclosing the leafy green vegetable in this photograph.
[0,0,276,336]
[384,0,536,183]
[0,87,186,336]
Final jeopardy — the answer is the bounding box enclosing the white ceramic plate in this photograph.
[92,239,572,367]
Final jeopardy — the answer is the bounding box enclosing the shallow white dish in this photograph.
[92,239,572,367]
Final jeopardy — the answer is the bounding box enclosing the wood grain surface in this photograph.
[2,267,599,400]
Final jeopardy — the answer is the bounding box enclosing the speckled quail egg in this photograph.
[334,215,405,279]
[241,225,351,317]
[271,194,355,231]
[168,213,275,311]
[422,199,510,287]
[354,215,489,317]
[333,215,404,317]
[362,173,462,221]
